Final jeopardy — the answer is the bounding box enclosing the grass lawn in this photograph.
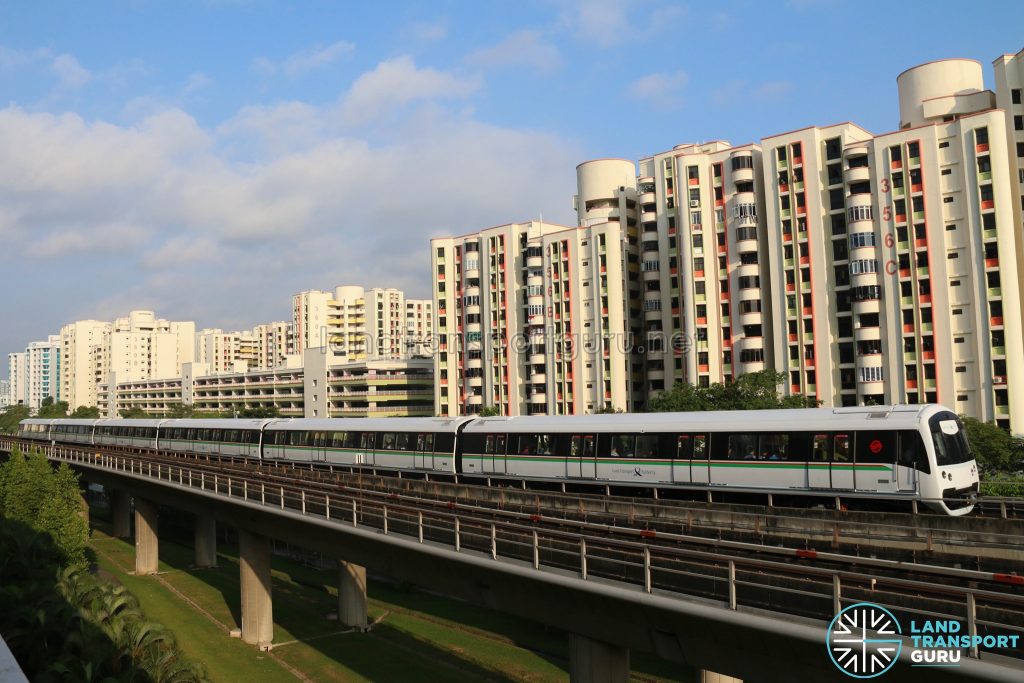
[90,509,687,682]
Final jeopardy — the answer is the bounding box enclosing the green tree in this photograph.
[163,403,196,418]
[961,417,1022,473]
[0,449,88,567]
[649,369,820,412]
[0,404,30,433]
[119,407,150,418]
[478,405,501,417]
[69,405,101,418]
[37,396,69,418]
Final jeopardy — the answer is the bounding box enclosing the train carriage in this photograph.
[49,419,104,445]
[460,405,978,515]
[17,418,54,442]
[262,417,472,471]
[159,418,277,459]
[94,419,166,450]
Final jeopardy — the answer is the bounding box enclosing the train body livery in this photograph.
[18,404,979,515]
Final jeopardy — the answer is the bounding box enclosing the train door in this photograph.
[689,434,710,485]
[414,433,434,470]
[482,435,497,474]
[807,433,832,488]
[830,433,855,489]
[568,434,596,478]
[361,432,375,466]
[897,431,919,492]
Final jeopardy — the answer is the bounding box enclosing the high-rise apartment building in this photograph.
[60,320,111,410]
[432,213,641,417]
[7,352,26,407]
[291,285,430,361]
[25,335,61,409]
[431,52,1024,432]
[253,321,293,369]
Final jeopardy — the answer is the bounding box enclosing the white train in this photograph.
[18,404,979,515]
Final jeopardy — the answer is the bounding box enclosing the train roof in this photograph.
[160,418,283,429]
[462,405,950,434]
[265,417,474,433]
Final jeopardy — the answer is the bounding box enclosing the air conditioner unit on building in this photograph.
[689,200,700,208]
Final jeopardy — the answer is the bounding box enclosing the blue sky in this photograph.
[2,0,1022,373]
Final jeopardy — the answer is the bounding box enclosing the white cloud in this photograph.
[558,0,687,47]
[410,20,448,42]
[0,68,579,348]
[467,30,561,74]
[338,56,480,125]
[51,53,91,89]
[254,41,355,78]
[627,71,689,110]
[183,73,212,94]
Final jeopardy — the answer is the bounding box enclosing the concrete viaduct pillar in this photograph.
[194,515,217,568]
[110,490,131,539]
[239,530,273,647]
[338,560,368,630]
[133,499,159,575]
[569,634,629,683]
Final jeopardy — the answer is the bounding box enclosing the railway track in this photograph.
[11,438,1023,662]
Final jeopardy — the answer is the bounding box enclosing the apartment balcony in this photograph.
[639,190,656,205]
[526,254,543,269]
[528,392,547,404]
[731,165,754,184]
[528,352,546,365]
[844,165,871,184]
[854,325,881,342]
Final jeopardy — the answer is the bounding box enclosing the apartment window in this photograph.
[688,165,700,180]
[792,142,802,158]
[690,188,700,201]
[1017,143,1024,157]
[941,168,952,175]
[943,196,954,203]
[849,259,878,274]
[777,146,787,162]
[825,137,842,160]
[890,146,902,162]
[859,367,884,382]
[946,223,956,231]
[690,211,702,224]
[1015,115,1023,131]
[938,141,949,149]
[731,156,753,171]
[849,232,876,249]
[981,184,994,202]
[975,128,988,145]
[738,276,761,289]
[947,252,959,260]
[848,205,873,223]
[1013,88,1022,105]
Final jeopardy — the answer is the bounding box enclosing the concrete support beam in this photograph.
[133,499,159,575]
[239,530,273,647]
[194,515,217,567]
[111,490,131,538]
[338,560,368,630]
[569,633,629,683]
[699,672,742,683]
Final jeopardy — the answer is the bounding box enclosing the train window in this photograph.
[382,433,396,450]
[493,434,504,454]
[759,434,790,460]
[361,433,374,449]
[287,431,304,447]
[834,435,851,462]
[435,433,455,453]
[464,433,486,453]
[395,433,412,451]
[485,435,495,454]
[570,435,595,458]
[224,430,237,443]
[418,433,434,452]
[693,435,707,459]
[609,435,635,458]
[812,435,830,461]
[676,435,692,459]
[856,431,896,463]
[343,432,359,449]
[636,434,660,459]
[515,434,536,455]
[898,431,929,473]
[728,434,759,460]
[329,432,346,448]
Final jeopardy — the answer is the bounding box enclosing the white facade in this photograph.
[432,217,640,417]
[7,352,26,407]
[60,319,111,410]
[25,335,61,409]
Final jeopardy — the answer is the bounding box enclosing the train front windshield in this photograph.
[929,413,973,467]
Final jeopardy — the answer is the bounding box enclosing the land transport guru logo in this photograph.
[826,602,1021,678]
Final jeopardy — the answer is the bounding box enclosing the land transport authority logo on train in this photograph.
[826,603,902,678]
